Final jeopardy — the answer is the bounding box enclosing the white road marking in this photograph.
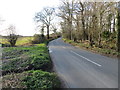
[63,47,66,48]
[49,49,52,53]
[49,50,52,53]
[71,50,102,67]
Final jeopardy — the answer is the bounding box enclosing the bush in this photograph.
[102,31,111,39]
[30,54,52,70]
[8,34,18,47]
[22,70,61,89]
[32,34,46,44]
[1,43,11,47]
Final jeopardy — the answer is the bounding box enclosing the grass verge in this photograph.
[63,38,119,58]
[2,43,52,75]
[2,70,61,89]
[2,43,61,88]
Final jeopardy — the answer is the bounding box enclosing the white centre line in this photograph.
[71,50,102,67]
[63,47,66,49]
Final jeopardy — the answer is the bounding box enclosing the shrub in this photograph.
[102,31,111,39]
[8,34,18,47]
[1,43,11,47]
[22,70,61,89]
[32,34,46,44]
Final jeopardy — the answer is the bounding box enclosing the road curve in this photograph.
[48,38,118,88]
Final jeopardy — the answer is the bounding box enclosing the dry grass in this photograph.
[2,72,28,88]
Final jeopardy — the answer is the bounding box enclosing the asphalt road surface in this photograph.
[48,38,118,88]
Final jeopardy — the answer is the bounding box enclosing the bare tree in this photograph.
[51,24,57,37]
[59,1,117,50]
[7,25,18,47]
[35,7,55,39]
[58,0,75,40]
[77,1,88,40]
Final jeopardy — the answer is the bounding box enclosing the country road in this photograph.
[48,38,118,88]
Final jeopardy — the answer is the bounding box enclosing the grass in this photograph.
[16,36,34,46]
[2,43,52,74]
[2,70,61,89]
[0,38,9,44]
[63,38,118,57]
[2,42,61,88]
[0,36,34,46]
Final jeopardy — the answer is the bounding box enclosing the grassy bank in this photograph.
[2,43,61,89]
[63,38,119,57]
[2,70,60,88]
[0,36,34,47]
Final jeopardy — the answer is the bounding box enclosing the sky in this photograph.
[0,0,60,36]
[0,0,118,36]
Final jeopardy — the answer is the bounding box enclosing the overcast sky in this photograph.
[0,0,118,36]
[0,0,60,36]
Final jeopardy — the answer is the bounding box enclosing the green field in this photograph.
[16,36,34,46]
[0,37,8,44]
[0,36,34,46]
[2,43,61,89]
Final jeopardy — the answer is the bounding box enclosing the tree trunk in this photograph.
[81,12,86,41]
[89,34,93,47]
[117,10,120,53]
[68,19,73,40]
[98,15,102,48]
[98,33,102,48]
[47,25,49,39]
[113,18,116,32]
